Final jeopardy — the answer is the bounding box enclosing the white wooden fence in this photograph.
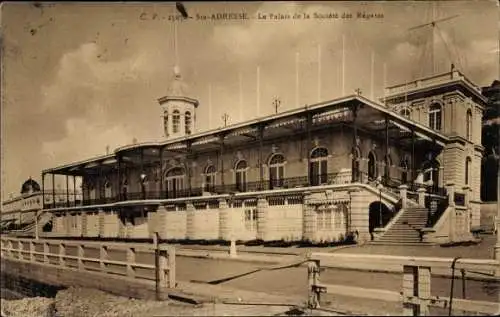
[307,252,500,316]
[0,237,176,289]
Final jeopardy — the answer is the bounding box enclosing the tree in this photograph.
[481,80,500,201]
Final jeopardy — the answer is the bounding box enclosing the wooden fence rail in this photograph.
[0,237,176,289]
[307,252,500,316]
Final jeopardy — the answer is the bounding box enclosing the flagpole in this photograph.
[342,34,345,96]
[370,49,375,100]
[208,83,212,129]
[239,71,243,122]
[318,44,322,102]
[256,66,260,118]
[383,63,387,106]
[296,52,300,108]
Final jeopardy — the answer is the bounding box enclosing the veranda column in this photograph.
[351,104,359,182]
[42,173,45,209]
[187,141,192,196]
[258,124,264,190]
[73,176,76,206]
[66,175,70,207]
[219,134,225,187]
[117,155,122,201]
[52,173,56,208]
[159,147,164,199]
[306,112,312,184]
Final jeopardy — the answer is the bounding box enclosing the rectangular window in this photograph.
[244,208,257,230]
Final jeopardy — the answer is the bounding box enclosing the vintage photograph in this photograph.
[1,1,499,316]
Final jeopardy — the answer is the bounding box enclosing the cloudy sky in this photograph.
[1,1,498,199]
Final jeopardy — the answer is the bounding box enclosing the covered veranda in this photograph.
[41,95,449,209]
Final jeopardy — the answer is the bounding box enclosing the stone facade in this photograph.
[42,70,488,244]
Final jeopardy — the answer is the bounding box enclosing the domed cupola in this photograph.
[158,66,199,139]
[21,177,41,195]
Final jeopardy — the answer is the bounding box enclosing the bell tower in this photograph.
[158,66,199,139]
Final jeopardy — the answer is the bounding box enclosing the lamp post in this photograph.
[140,173,147,200]
[376,176,384,227]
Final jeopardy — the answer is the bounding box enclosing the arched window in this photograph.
[351,147,361,182]
[400,108,411,118]
[165,167,185,199]
[429,103,442,131]
[368,151,377,180]
[172,110,180,134]
[400,157,409,184]
[310,148,328,186]
[269,154,285,189]
[465,157,472,185]
[185,111,192,135]
[163,111,169,136]
[235,160,247,192]
[204,165,216,193]
[466,109,472,140]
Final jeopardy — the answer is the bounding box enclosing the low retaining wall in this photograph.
[0,258,170,301]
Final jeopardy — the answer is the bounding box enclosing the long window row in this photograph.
[400,103,473,141]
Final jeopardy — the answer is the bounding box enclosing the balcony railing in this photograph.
[42,170,447,209]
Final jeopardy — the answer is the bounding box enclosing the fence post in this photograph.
[59,243,66,267]
[6,240,13,258]
[168,246,176,289]
[100,245,107,272]
[43,242,49,264]
[77,244,84,270]
[18,241,24,261]
[307,259,321,309]
[159,250,167,287]
[127,247,135,278]
[30,241,35,263]
[402,265,432,316]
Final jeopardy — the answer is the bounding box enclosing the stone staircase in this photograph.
[372,206,432,245]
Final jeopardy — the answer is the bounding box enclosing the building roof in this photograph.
[42,94,450,175]
[20,178,41,194]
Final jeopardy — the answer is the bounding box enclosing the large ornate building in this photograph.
[38,66,486,244]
